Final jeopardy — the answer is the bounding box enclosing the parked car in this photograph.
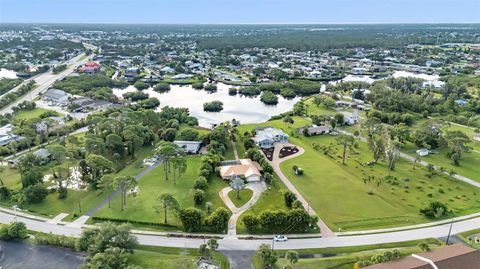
[273,235,288,242]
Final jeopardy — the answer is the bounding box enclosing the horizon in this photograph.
[1,0,479,24]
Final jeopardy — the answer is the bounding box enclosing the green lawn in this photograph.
[0,166,22,189]
[13,108,60,120]
[252,239,443,269]
[402,143,480,182]
[238,118,480,232]
[94,156,228,231]
[228,188,253,208]
[130,246,229,269]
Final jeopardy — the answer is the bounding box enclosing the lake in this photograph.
[113,83,300,128]
[0,69,17,79]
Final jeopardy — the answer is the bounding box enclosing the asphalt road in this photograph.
[0,53,91,115]
[1,210,479,251]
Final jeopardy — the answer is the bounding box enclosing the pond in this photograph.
[113,83,300,128]
[0,69,18,79]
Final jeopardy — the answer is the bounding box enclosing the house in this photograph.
[161,66,175,74]
[422,80,445,89]
[35,116,65,133]
[124,67,140,78]
[254,127,288,148]
[196,257,219,269]
[416,149,429,157]
[70,97,114,112]
[81,62,101,74]
[173,141,202,154]
[0,124,24,146]
[43,89,71,105]
[341,110,360,125]
[454,99,468,106]
[171,74,193,80]
[298,125,332,136]
[364,243,480,269]
[33,148,51,164]
[219,159,262,182]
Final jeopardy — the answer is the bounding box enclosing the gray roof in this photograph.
[44,89,68,99]
[174,141,201,153]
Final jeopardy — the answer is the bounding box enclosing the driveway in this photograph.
[219,181,267,238]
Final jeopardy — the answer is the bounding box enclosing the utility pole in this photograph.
[272,233,275,251]
[12,204,18,222]
[446,218,454,245]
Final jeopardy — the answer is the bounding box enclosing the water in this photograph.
[113,83,300,128]
[0,69,17,79]
[330,74,377,85]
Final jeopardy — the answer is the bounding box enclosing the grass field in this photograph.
[228,188,253,208]
[94,156,228,231]
[13,108,60,120]
[252,238,443,269]
[238,117,480,232]
[130,245,229,269]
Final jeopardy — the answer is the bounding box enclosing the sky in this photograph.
[1,0,479,24]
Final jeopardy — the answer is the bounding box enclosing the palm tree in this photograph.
[336,134,356,165]
[172,156,187,185]
[230,176,246,199]
[156,193,179,224]
[114,175,137,211]
[98,175,115,208]
[155,141,180,181]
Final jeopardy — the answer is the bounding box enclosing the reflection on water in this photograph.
[113,83,299,128]
[0,69,17,79]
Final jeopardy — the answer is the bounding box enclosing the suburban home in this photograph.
[81,61,101,74]
[0,124,24,146]
[173,141,202,154]
[254,127,288,148]
[43,89,71,105]
[219,159,262,182]
[171,74,193,80]
[70,97,114,112]
[35,116,66,133]
[416,149,429,157]
[364,243,480,269]
[161,66,175,74]
[341,110,360,125]
[124,67,140,78]
[298,125,332,136]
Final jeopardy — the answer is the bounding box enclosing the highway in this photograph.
[1,209,479,251]
[0,52,92,115]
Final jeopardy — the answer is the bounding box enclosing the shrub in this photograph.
[242,214,259,232]
[205,207,231,233]
[58,186,68,200]
[133,80,149,90]
[33,232,76,249]
[154,83,171,92]
[204,84,217,92]
[179,207,203,232]
[194,189,205,205]
[283,191,297,208]
[420,201,449,218]
[194,177,209,190]
[23,184,48,203]
[192,82,204,89]
[260,91,279,105]
[0,222,27,240]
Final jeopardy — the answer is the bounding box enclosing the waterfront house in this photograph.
[254,127,288,148]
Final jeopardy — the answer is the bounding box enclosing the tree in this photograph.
[76,222,137,254]
[230,176,246,199]
[285,250,299,267]
[21,169,43,189]
[178,128,200,141]
[242,214,260,232]
[179,207,203,232]
[336,134,355,165]
[193,177,209,190]
[23,184,48,203]
[256,244,278,268]
[156,193,179,224]
[418,242,431,252]
[283,116,294,128]
[155,141,179,181]
[205,207,230,233]
[171,156,187,185]
[194,189,205,205]
[207,238,219,252]
[420,201,449,219]
[445,130,471,165]
[86,154,114,187]
[80,247,130,269]
[198,244,210,258]
[98,175,115,208]
[0,221,27,240]
[114,176,137,211]
[283,191,297,208]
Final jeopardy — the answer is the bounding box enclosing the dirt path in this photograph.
[268,143,335,237]
[219,182,267,239]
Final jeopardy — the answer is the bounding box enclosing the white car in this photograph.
[273,235,288,242]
